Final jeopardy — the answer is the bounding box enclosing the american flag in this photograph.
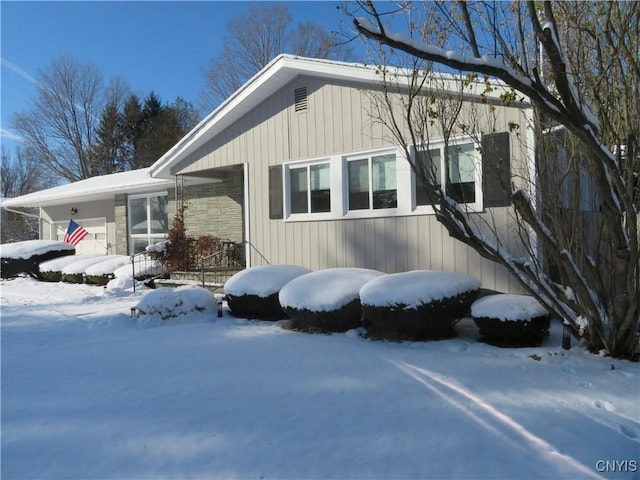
[63,219,89,246]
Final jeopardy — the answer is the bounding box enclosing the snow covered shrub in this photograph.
[360,271,481,341]
[471,294,551,347]
[113,257,166,281]
[133,285,217,326]
[224,265,311,320]
[62,272,83,283]
[1,240,75,279]
[84,273,112,285]
[39,255,79,282]
[40,269,63,282]
[60,255,107,284]
[279,268,385,333]
[84,256,130,285]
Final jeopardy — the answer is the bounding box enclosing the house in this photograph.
[149,55,535,293]
[3,55,535,292]
[1,168,176,255]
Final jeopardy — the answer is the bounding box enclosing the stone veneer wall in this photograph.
[168,169,244,243]
[114,194,128,255]
[113,170,243,256]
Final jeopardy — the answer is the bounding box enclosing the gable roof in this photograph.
[149,55,382,178]
[2,168,174,208]
[150,54,519,179]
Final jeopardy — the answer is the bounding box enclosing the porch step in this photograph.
[154,278,226,293]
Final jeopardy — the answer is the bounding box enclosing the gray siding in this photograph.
[175,75,532,293]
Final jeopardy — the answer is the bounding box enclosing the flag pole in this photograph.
[64,219,109,253]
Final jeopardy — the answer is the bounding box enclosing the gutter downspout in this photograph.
[243,162,251,268]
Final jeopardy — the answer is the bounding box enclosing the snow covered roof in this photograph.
[150,54,522,179]
[2,168,174,208]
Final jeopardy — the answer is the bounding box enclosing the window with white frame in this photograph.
[128,193,168,254]
[347,153,397,210]
[415,141,479,206]
[288,162,331,214]
[277,142,484,222]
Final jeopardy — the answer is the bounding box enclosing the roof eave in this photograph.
[2,170,174,209]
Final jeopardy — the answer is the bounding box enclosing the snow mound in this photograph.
[145,240,169,253]
[224,264,311,298]
[40,254,99,273]
[134,285,217,326]
[113,256,165,279]
[61,255,108,274]
[105,276,137,293]
[279,268,385,312]
[0,240,74,260]
[84,255,131,276]
[360,270,481,308]
[471,294,548,321]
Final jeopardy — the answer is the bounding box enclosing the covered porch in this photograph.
[161,163,267,288]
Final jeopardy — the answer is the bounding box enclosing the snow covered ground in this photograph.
[1,277,638,479]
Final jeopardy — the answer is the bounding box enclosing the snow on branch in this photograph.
[353,17,562,115]
[540,22,600,133]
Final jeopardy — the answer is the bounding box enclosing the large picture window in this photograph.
[348,153,397,210]
[128,193,168,254]
[416,141,478,205]
[287,162,331,215]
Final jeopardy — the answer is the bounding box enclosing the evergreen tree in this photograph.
[119,92,200,169]
[122,94,144,168]
[93,100,128,174]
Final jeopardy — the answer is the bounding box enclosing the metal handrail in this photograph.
[199,243,239,287]
[129,241,272,290]
[130,250,170,293]
[199,242,236,264]
[244,240,270,266]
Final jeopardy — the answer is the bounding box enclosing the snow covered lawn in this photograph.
[1,278,638,479]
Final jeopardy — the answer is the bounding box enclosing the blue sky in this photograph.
[1,1,363,154]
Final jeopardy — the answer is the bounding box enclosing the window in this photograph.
[287,162,330,215]
[128,193,168,254]
[448,143,476,203]
[415,149,441,206]
[275,141,485,222]
[348,153,397,210]
[416,141,478,206]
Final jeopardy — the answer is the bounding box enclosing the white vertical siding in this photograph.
[41,199,117,254]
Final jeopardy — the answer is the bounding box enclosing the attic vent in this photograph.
[294,86,308,112]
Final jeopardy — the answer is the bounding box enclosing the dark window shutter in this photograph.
[269,165,283,219]
[482,132,511,208]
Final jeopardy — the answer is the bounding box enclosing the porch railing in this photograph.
[197,240,270,288]
[129,240,271,292]
[130,251,168,293]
